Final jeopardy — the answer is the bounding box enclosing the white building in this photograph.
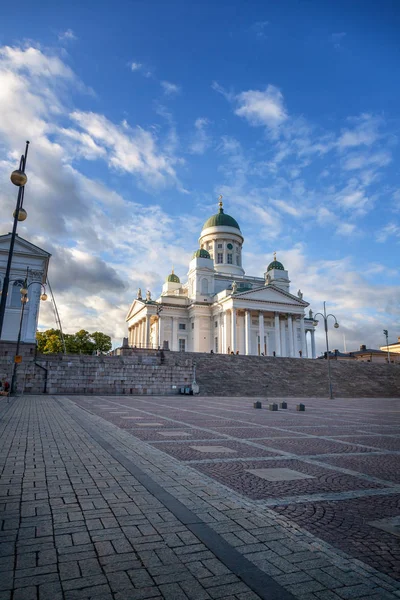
[126,200,316,357]
[0,234,50,343]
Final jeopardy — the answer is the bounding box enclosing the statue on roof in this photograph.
[232,281,237,294]
[137,288,142,300]
[146,290,151,301]
[297,289,303,299]
[309,309,313,319]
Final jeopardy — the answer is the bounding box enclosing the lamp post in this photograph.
[313,301,339,399]
[0,141,30,340]
[10,269,47,396]
[383,329,390,364]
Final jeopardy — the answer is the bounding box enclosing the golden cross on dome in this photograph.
[273,251,277,261]
[218,194,223,210]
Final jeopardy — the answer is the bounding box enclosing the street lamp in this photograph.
[10,269,47,396]
[0,141,30,340]
[156,304,163,349]
[313,301,339,399]
[383,329,390,364]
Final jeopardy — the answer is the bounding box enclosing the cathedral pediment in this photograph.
[0,234,51,257]
[233,285,308,306]
[125,299,146,321]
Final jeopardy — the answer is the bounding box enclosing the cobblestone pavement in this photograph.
[0,396,399,600]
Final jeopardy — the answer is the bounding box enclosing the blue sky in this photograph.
[0,0,399,352]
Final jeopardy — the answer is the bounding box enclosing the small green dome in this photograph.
[166,269,180,283]
[267,260,285,272]
[192,248,211,259]
[202,200,240,231]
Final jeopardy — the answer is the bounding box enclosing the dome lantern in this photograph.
[192,248,211,259]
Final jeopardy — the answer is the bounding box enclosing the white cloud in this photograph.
[270,199,304,218]
[337,114,383,149]
[69,111,179,187]
[130,62,143,71]
[336,222,356,236]
[0,45,74,79]
[342,150,391,171]
[161,80,180,96]
[189,118,211,154]
[235,85,287,128]
[376,222,400,243]
[58,29,77,42]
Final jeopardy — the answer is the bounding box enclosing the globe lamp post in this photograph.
[0,141,30,340]
[313,301,339,399]
[10,270,47,396]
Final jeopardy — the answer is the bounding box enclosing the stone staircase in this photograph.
[191,353,400,397]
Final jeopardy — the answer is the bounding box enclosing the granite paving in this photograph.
[0,394,399,600]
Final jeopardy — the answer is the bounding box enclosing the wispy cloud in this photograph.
[376,222,400,243]
[130,61,143,71]
[58,29,77,42]
[161,80,180,96]
[189,118,211,154]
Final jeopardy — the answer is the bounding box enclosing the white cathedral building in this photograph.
[126,200,317,358]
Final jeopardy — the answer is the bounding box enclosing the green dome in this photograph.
[166,270,180,283]
[192,248,211,259]
[203,202,240,231]
[267,260,285,272]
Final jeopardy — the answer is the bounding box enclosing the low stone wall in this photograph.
[0,349,194,396]
[0,346,398,397]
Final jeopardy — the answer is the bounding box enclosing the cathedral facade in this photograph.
[126,200,317,357]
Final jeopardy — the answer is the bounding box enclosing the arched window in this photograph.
[11,280,24,307]
[201,278,209,294]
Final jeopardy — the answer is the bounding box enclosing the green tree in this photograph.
[37,328,111,355]
[91,331,112,353]
[37,329,63,353]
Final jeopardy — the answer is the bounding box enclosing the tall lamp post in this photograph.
[0,141,30,340]
[383,329,390,364]
[10,268,47,396]
[313,301,339,399]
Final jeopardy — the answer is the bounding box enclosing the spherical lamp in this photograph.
[10,170,27,187]
[334,322,339,329]
[40,293,48,301]
[13,208,27,221]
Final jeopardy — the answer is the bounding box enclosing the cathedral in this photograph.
[126,200,317,357]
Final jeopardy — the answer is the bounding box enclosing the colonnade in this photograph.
[218,309,316,358]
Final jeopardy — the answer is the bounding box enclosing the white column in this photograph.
[293,320,299,357]
[258,312,265,355]
[288,315,294,357]
[141,319,146,347]
[25,281,41,343]
[300,317,306,358]
[223,311,228,353]
[231,308,237,353]
[274,313,281,356]
[280,319,287,357]
[171,316,177,351]
[245,310,251,355]
[311,330,316,359]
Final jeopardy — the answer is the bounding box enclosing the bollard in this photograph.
[296,403,305,411]
[253,401,262,409]
[280,401,288,409]
[269,403,278,411]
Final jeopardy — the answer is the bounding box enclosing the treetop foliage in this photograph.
[36,329,112,355]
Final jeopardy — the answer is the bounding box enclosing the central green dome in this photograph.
[203,200,240,231]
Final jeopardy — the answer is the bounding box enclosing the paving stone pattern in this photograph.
[0,395,399,600]
[70,394,400,585]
